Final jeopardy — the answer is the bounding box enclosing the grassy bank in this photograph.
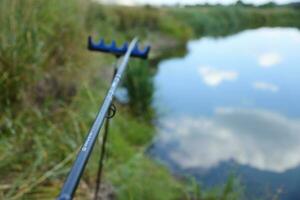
[1,0,299,199]
[169,5,300,37]
[0,1,195,199]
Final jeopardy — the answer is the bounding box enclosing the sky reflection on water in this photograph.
[156,108,300,172]
[152,27,300,199]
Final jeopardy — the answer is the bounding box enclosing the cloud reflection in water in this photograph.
[258,52,282,68]
[253,81,279,93]
[157,108,300,173]
[198,66,238,87]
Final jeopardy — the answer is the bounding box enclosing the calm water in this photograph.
[150,28,300,199]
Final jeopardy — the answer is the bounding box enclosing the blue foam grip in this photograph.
[88,36,150,59]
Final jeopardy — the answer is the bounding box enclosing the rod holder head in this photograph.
[88,36,151,59]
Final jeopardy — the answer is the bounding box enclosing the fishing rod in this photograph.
[57,37,150,200]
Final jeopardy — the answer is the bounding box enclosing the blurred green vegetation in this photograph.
[123,60,154,121]
[169,6,300,37]
[0,0,299,199]
[0,0,86,113]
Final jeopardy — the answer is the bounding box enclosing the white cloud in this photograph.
[198,66,238,87]
[253,81,279,93]
[258,52,282,68]
[156,108,300,173]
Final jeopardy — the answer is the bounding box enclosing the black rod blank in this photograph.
[57,38,139,200]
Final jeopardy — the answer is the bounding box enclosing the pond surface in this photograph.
[150,27,300,200]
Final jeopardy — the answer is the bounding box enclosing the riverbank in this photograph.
[1,1,299,199]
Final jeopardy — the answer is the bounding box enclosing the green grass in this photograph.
[0,0,87,112]
[123,60,154,121]
[1,0,299,199]
[168,6,300,37]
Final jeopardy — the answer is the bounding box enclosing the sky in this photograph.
[99,0,298,6]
